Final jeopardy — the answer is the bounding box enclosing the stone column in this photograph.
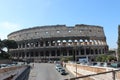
[93,48,96,55]
[43,41,45,47]
[49,41,51,46]
[29,52,31,58]
[77,39,79,45]
[55,40,57,46]
[49,51,51,58]
[67,49,69,56]
[18,44,20,48]
[24,52,26,58]
[93,40,96,45]
[25,43,27,48]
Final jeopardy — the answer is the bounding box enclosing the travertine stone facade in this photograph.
[8,24,108,62]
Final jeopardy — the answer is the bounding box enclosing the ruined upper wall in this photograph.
[8,24,106,41]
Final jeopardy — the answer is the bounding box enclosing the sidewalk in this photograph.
[28,63,37,80]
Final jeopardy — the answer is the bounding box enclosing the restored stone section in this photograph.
[7,24,108,62]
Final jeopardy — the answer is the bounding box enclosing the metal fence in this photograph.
[65,69,120,80]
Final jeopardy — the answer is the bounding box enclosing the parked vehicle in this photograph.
[55,64,62,70]
[60,68,66,75]
[57,67,63,72]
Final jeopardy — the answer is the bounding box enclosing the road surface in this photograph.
[28,63,74,80]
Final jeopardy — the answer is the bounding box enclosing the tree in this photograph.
[107,55,116,62]
[96,54,116,62]
[2,39,17,53]
[0,39,16,59]
[60,56,73,62]
[0,39,5,54]
[96,54,107,62]
[0,51,10,59]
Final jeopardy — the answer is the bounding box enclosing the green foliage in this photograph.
[96,54,116,62]
[0,39,17,59]
[0,39,4,50]
[0,51,10,59]
[60,57,73,62]
[3,39,17,49]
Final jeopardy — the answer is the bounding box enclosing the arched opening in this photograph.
[62,40,67,46]
[68,40,72,46]
[45,51,49,56]
[45,41,49,46]
[57,40,61,46]
[51,41,55,46]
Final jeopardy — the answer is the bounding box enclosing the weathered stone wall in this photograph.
[8,24,105,41]
[7,24,108,62]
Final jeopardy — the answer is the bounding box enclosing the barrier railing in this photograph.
[14,66,31,80]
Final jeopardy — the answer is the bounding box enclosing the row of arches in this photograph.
[18,39,107,49]
[11,46,107,60]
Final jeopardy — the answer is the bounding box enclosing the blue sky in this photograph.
[0,0,119,49]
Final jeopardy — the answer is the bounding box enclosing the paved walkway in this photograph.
[28,63,37,80]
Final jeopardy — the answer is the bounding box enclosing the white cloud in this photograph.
[0,22,21,40]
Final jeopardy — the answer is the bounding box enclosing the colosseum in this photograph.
[8,24,108,62]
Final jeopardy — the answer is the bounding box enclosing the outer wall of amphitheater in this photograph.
[8,24,108,62]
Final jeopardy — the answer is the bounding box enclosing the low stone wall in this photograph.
[66,63,120,80]
[0,65,28,80]
[66,63,107,73]
[0,66,24,73]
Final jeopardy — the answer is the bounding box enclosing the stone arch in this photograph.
[68,39,72,46]
[45,41,49,46]
[57,40,61,46]
[73,39,78,45]
[62,40,67,46]
[51,40,55,46]
[80,39,83,45]
[84,39,88,45]
[89,40,93,45]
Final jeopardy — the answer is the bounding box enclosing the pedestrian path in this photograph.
[28,63,37,80]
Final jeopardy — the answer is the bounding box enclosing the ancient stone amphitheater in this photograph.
[8,24,108,62]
